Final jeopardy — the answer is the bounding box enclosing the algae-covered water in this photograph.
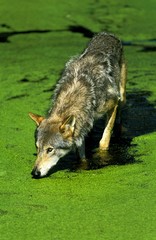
[0,0,156,239]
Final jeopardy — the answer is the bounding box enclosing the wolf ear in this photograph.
[60,115,76,137]
[29,112,45,126]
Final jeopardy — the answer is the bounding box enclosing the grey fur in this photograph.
[30,32,126,178]
[49,32,123,146]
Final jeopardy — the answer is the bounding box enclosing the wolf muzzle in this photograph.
[31,154,61,178]
[31,166,41,178]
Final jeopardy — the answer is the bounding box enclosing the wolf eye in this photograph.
[46,147,53,153]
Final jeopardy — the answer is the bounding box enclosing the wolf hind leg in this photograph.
[114,61,127,136]
[99,105,118,150]
[120,61,127,106]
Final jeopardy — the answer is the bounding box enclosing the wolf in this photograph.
[29,32,126,178]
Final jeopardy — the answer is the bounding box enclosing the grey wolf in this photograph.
[29,32,126,178]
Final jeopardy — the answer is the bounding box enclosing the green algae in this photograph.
[0,0,156,240]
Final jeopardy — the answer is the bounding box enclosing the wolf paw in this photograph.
[78,158,89,170]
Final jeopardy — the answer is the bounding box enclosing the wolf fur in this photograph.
[29,32,126,178]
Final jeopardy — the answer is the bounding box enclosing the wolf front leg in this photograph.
[99,105,118,150]
[76,140,89,169]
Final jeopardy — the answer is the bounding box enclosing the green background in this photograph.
[0,0,156,239]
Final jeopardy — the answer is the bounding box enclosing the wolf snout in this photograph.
[31,167,41,178]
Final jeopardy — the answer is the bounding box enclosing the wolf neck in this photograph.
[49,56,96,145]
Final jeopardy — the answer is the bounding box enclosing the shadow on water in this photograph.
[46,90,156,176]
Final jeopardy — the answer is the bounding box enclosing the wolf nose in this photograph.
[31,167,41,178]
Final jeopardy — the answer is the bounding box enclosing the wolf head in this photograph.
[29,113,76,178]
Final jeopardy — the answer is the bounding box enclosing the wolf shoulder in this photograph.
[86,32,123,57]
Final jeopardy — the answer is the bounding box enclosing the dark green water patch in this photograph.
[43,85,56,93]
[19,76,48,83]
[68,25,94,38]
[19,78,29,83]
[26,204,48,212]
[140,46,156,52]
[0,192,19,196]
[124,40,156,52]
[0,28,52,43]
[0,209,8,216]
[7,94,29,100]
